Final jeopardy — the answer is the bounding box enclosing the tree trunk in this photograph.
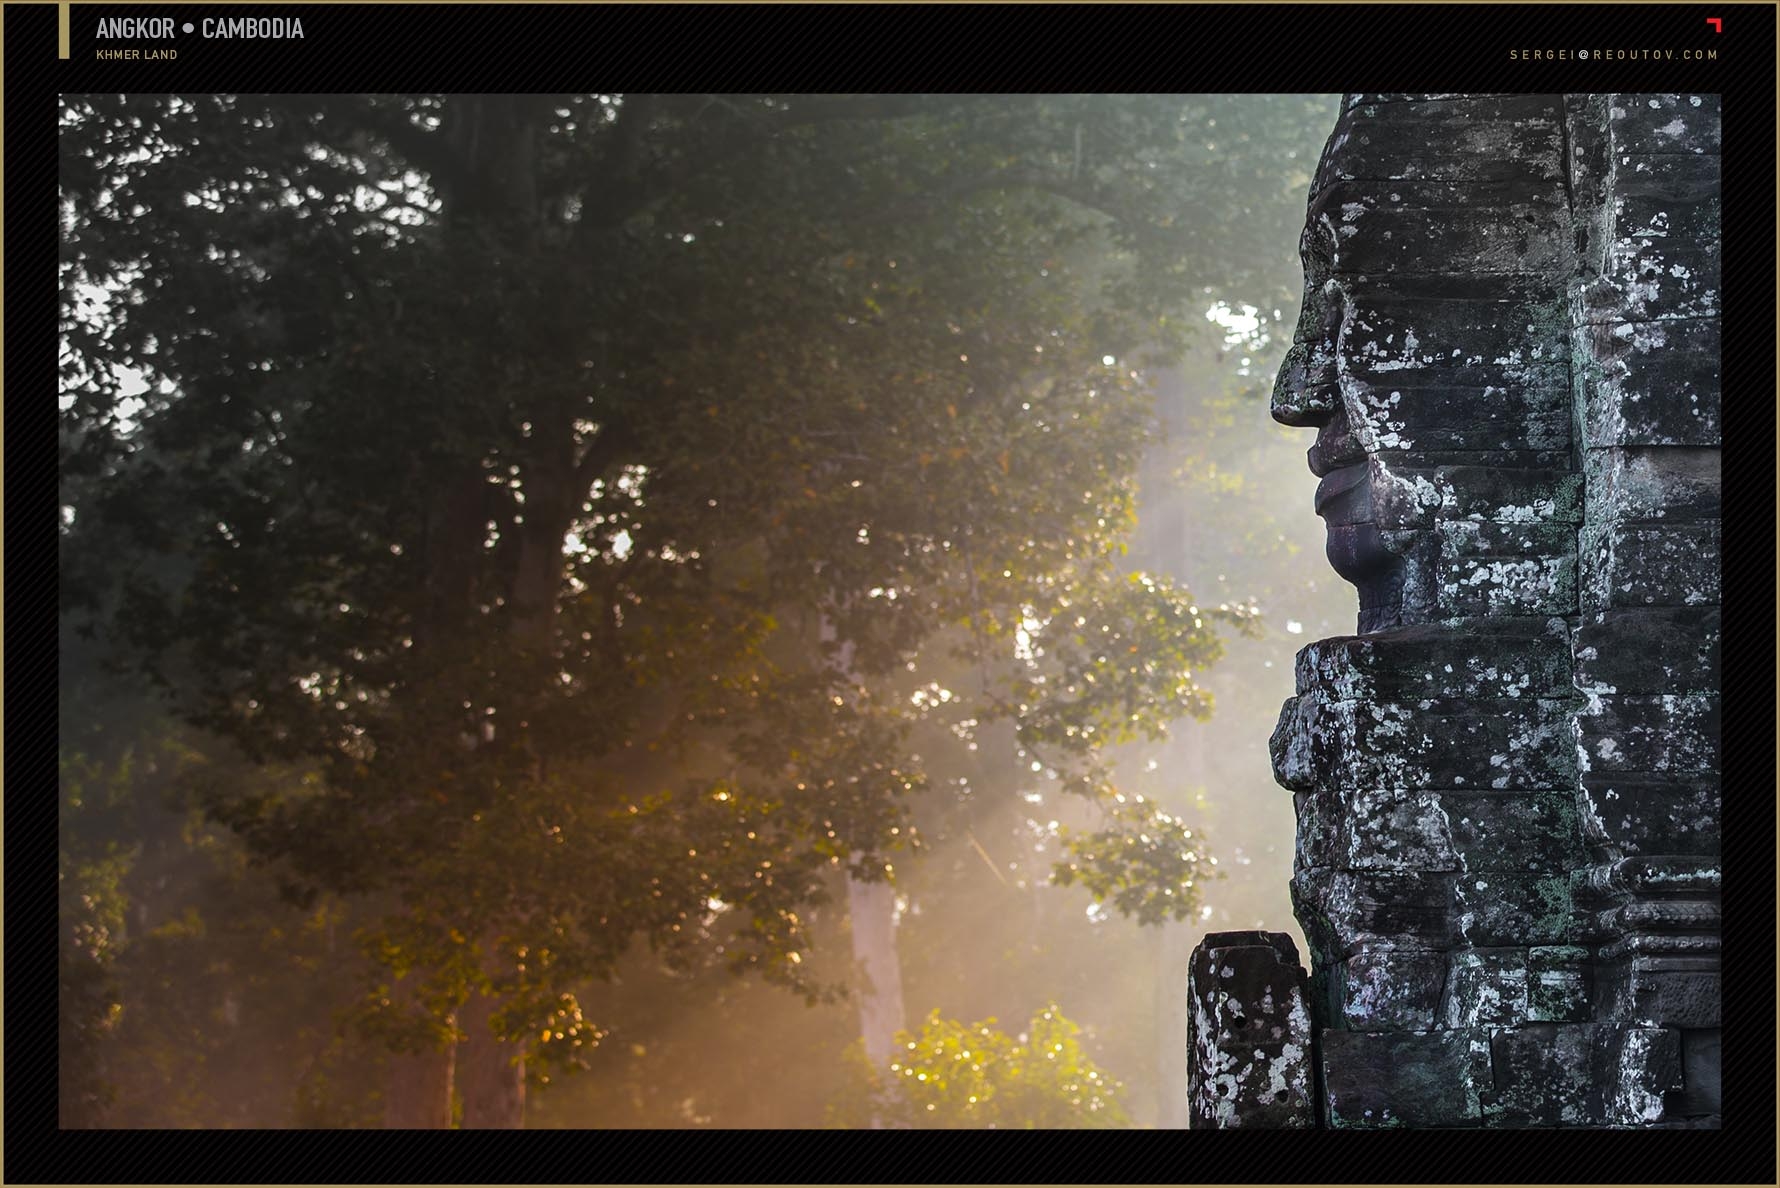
[847,873,906,1065]
[825,605,909,1071]
[384,1040,455,1128]
[456,991,525,1129]
[1157,715,1209,1129]
[389,95,548,1135]
[1155,917,1192,1128]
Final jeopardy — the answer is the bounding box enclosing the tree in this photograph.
[830,1004,1128,1128]
[58,622,389,1128]
[59,94,1324,1125]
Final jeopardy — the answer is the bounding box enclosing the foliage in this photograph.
[59,93,1329,1076]
[830,1004,1127,1128]
[58,644,387,1127]
[58,750,133,1126]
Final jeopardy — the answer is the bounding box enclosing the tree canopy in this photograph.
[59,93,1332,1122]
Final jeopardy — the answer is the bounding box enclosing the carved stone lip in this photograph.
[1314,462,1370,516]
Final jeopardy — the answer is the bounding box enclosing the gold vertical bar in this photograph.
[59,1,72,58]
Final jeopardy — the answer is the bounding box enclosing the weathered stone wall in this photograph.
[1187,92,1719,1129]
[1564,92,1721,1126]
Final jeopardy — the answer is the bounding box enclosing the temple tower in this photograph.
[1189,92,1720,1129]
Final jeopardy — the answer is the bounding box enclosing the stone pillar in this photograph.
[1186,931,1315,1128]
[1565,93,1721,1126]
[1258,93,1719,1129]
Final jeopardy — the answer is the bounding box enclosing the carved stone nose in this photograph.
[1273,277,1346,428]
[1270,343,1337,427]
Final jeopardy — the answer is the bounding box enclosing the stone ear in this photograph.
[1318,279,1347,337]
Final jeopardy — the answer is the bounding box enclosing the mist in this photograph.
[59,92,1344,1128]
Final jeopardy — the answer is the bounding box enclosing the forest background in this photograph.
[57,92,1346,1128]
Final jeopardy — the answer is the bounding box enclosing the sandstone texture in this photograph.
[1190,92,1720,1129]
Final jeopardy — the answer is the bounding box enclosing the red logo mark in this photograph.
[1705,17,1721,31]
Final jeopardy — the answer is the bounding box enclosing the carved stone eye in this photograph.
[1300,215,1339,277]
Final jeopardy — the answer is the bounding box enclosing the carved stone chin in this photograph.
[1322,523,1398,621]
[1309,461,1397,625]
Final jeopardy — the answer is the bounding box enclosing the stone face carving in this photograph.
[1271,95,1580,636]
[1188,92,1720,1129]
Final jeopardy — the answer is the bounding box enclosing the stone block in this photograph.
[1344,273,1568,363]
[1324,146,1563,190]
[1595,954,1720,1029]
[1437,521,1578,616]
[1482,1024,1597,1126]
[1593,237,1720,322]
[1579,317,1720,448]
[1292,868,1464,956]
[1436,465,1582,526]
[1573,607,1719,694]
[1610,190,1720,257]
[1527,946,1593,1022]
[1579,772,1720,856]
[1586,856,1720,900]
[1321,1029,1491,1128]
[1440,948,1528,1027]
[1331,202,1567,276]
[1580,522,1721,612]
[1319,178,1566,215]
[1444,789,1589,873]
[1458,871,1593,946]
[1480,1023,1683,1127]
[1293,621,1572,703]
[1327,96,1565,188]
[1438,555,1577,618]
[1595,1023,1682,1125]
[1187,931,1315,1128]
[1291,789,1340,873]
[1354,379,1569,453]
[1574,260,1719,328]
[1574,694,1720,775]
[1608,94,1720,154]
[1615,898,1721,936]
[1329,946,1446,1030]
[1602,148,1719,196]
[1340,788,1458,872]
[1269,695,1318,791]
[1189,930,1307,1040]
[1274,693,1576,793]
[1669,1027,1720,1117]
[1582,446,1720,524]
[1441,520,1577,560]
